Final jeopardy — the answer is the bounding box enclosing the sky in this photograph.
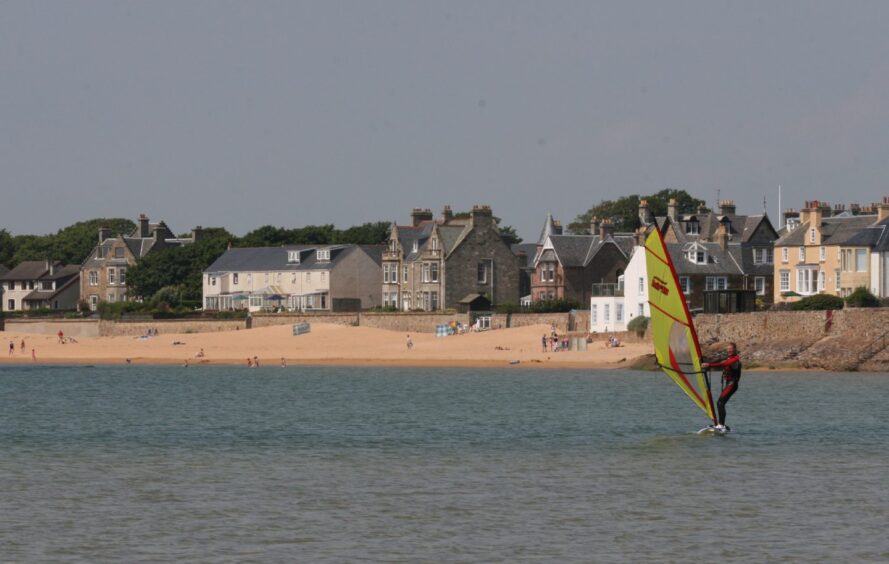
[4,1,889,242]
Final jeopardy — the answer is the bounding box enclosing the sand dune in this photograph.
[1,323,649,369]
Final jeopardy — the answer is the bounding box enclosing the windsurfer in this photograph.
[702,342,741,430]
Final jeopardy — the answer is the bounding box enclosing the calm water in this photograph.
[1,365,888,563]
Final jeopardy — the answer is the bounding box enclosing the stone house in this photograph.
[1,260,81,312]
[80,214,202,310]
[652,199,779,310]
[203,244,383,312]
[530,213,636,305]
[773,200,889,302]
[382,205,521,311]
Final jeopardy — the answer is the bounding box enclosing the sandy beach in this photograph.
[0,323,651,369]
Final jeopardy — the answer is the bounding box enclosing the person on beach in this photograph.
[541,334,547,352]
[247,357,253,367]
[253,356,259,367]
[406,335,413,350]
[702,342,742,430]
[31,348,37,361]
[20,339,26,353]
[280,357,286,368]
[58,330,64,344]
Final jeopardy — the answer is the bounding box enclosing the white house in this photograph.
[590,245,650,333]
[203,245,383,312]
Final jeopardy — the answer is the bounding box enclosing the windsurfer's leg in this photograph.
[716,382,738,425]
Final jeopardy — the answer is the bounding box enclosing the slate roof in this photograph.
[775,214,877,246]
[511,243,538,269]
[538,234,635,269]
[1,261,52,280]
[667,242,744,276]
[204,245,382,274]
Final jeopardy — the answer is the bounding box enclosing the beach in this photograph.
[0,323,649,369]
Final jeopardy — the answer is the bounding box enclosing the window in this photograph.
[638,303,645,317]
[233,273,239,284]
[856,249,867,272]
[835,271,841,289]
[679,276,691,294]
[108,268,116,285]
[430,262,439,282]
[819,247,826,262]
[89,271,98,286]
[41,280,53,291]
[119,268,126,285]
[809,229,816,243]
[799,247,805,262]
[90,295,98,310]
[210,276,216,286]
[688,250,707,264]
[818,271,825,291]
[412,241,419,253]
[287,251,300,264]
[754,276,765,295]
[782,248,789,263]
[430,291,439,310]
[685,221,700,235]
[780,270,790,292]
[430,238,438,251]
[403,266,408,283]
[753,248,774,265]
[616,304,624,322]
[604,304,610,323]
[383,264,391,283]
[638,277,645,294]
[382,291,389,307]
[705,276,727,291]
[7,299,14,310]
[422,264,430,283]
[796,268,817,295]
[591,304,597,324]
[389,239,397,253]
[477,262,487,284]
[320,272,326,282]
[108,292,116,303]
[317,249,330,261]
[114,247,125,258]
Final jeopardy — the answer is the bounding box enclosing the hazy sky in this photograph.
[4,1,889,241]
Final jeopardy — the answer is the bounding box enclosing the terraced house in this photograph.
[382,205,521,311]
[773,200,889,302]
[1,260,80,312]
[80,214,202,310]
[203,244,383,312]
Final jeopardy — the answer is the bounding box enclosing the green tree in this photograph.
[845,287,881,308]
[567,189,707,234]
[10,218,135,266]
[334,222,392,245]
[0,228,18,266]
[791,294,844,310]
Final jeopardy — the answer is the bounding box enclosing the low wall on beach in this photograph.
[2,319,101,338]
[98,320,246,337]
[360,312,471,333]
[250,313,358,328]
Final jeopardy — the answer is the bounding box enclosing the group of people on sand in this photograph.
[8,339,37,360]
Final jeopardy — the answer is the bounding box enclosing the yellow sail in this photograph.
[644,228,716,423]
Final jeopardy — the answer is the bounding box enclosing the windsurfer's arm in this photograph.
[704,355,740,370]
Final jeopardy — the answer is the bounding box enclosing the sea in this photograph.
[1,365,887,563]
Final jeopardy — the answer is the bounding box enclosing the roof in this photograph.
[666,242,744,276]
[511,243,538,269]
[0,261,76,282]
[204,244,382,274]
[539,233,635,268]
[775,214,878,246]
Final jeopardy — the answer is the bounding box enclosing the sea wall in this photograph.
[98,320,246,337]
[2,319,101,338]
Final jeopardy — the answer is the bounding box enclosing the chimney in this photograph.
[820,201,832,219]
[410,208,433,227]
[783,208,799,230]
[716,219,730,250]
[138,214,150,237]
[719,199,736,216]
[552,220,563,235]
[878,197,889,223]
[850,203,861,215]
[599,218,614,239]
[589,216,600,236]
[99,227,113,244]
[638,199,652,226]
[470,204,493,228]
[192,226,204,242]
[667,198,678,222]
[441,205,453,223]
[697,203,708,215]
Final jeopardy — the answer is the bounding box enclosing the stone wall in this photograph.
[360,312,470,333]
[3,319,101,338]
[98,319,245,336]
[250,313,358,328]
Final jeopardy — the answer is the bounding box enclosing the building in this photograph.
[203,244,383,312]
[381,205,521,311]
[80,214,202,310]
[530,214,636,305]
[656,199,778,310]
[773,200,889,302]
[1,260,81,312]
[589,244,650,333]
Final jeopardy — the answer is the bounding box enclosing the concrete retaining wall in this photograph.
[360,313,471,333]
[98,320,246,336]
[250,313,358,328]
[3,319,101,338]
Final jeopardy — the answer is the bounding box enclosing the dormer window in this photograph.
[430,238,438,251]
[317,249,330,261]
[389,240,397,252]
[809,229,816,243]
[287,251,300,264]
[685,221,700,235]
[412,241,419,253]
[687,248,708,264]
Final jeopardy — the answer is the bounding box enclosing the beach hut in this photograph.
[457,293,491,314]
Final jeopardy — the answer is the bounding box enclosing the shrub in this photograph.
[791,294,844,311]
[845,287,880,308]
[627,315,649,335]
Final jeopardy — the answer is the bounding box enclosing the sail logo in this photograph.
[652,276,670,296]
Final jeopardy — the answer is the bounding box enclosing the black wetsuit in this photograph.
[709,354,741,426]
